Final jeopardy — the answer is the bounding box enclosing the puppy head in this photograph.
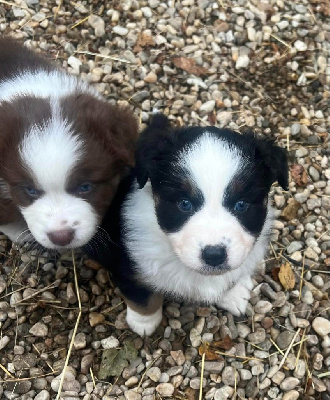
[0,94,138,249]
[136,114,288,275]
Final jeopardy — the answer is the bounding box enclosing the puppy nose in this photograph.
[202,245,227,267]
[47,229,75,246]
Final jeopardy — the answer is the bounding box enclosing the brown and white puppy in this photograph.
[0,37,138,249]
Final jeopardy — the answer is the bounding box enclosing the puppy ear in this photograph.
[101,104,139,168]
[61,94,139,169]
[254,137,289,190]
[135,114,172,188]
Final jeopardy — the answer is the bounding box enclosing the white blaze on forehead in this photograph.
[0,71,101,103]
[178,133,243,205]
[19,104,84,191]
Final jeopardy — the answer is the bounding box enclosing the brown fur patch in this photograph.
[0,37,54,82]
[0,97,52,223]
[123,293,163,316]
[61,93,139,217]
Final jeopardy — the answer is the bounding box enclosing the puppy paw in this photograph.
[126,306,163,337]
[218,282,252,316]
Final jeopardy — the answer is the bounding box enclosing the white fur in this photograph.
[0,70,101,103]
[17,103,97,249]
[126,305,163,337]
[169,135,254,271]
[122,135,273,315]
[19,102,82,191]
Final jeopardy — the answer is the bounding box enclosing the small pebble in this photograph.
[312,317,330,336]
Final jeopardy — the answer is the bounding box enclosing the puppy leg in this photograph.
[217,276,254,316]
[125,294,163,337]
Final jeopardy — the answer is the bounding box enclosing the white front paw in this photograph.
[218,282,252,316]
[126,306,163,337]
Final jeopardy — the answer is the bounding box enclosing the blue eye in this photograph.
[234,201,249,212]
[79,183,94,194]
[178,199,193,212]
[25,187,40,198]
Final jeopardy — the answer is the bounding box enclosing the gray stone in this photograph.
[125,390,141,400]
[312,317,330,336]
[280,377,300,391]
[34,391,50,400]
[101,336,119,349]
[276,331,295,350]
[287,241,303,254]
[240,369,252,380]
[217,111,232,127]
[294,40,308,51]
[309,166,320,181]
[291,123,301,135]
[0,275,6,295]
[190,377,206,389]
[313,377,327,392]
[29,322,48,337]
[247,328,266,344]
[294,360,306,379]
[246,377,258,398]
[272,370,285,385]
[255,300,272,314]
[203,361,225,373]
[282,391,300,400]
[295,147,308,157]
[156,383,174,397]
[67,56,82,74]
[235,55,250,69]
[73,332,86,350]
[200,100,215,113]
[307,198,322,210]
[167,366,183,376]
[170,350,185,365]
[0,336,10,350]
[88,15,105,37]
[274,195,285,208]
[190,328,201,347]
[5,381,31,394]
[252,364,264,375]
[222,366,239,386]
[214,386,234,400]
[113,26,128,36]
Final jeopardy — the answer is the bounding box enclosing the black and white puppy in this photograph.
[96,114,288,336]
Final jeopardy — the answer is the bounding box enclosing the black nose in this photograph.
[202,245,227,267]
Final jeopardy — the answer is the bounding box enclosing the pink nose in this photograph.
[47,229,75,246]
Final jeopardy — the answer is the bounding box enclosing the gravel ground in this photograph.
[0,0,330,399]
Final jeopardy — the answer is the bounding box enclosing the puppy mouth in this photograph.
[198,263,231,276]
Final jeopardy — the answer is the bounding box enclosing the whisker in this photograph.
[14,228,32,243]
[95,226,120,248]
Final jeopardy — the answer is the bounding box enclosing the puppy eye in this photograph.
[234,200,249,212]
[78,183,94,194]
[178,199,193,212]
[25,186,41,198]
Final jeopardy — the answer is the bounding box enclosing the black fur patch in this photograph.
[153,171,204,233]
